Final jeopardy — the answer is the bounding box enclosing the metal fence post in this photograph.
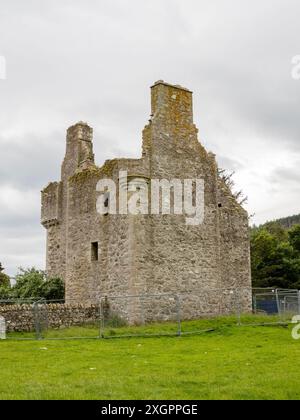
[33,301,42,340]
[97,300,101,339]
[140,295,146,326]
[236,289,242,326]
[99,298,104,339]
[253,294,257,314]
[275,289,281,320]
[175,295,182,337]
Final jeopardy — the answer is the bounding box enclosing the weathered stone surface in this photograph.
[0,304,100,332]
[41,81,252,323]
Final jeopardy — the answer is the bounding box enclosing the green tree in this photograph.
[263,221,288,242]
[11,267,64,300]
[0,262,10,288]
[251,224,300,289]
[40,277,65,300]
[0,286,12,300]
[289,225,300,254]
[251,229,279,288]
[12,267,44,299]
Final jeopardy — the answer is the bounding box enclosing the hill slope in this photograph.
[256,214,300,230]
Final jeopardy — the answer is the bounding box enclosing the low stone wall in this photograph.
[0,289,252,333]
[0,303,100,333]
[0,304,35,332]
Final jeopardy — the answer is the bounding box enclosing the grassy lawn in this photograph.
[1,318,300,400]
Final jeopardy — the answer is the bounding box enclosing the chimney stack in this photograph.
[150,80,194,127]
[61,121,94,180]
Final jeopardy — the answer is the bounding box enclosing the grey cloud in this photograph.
[269,162,300,185]
[216,156,244,172]
[0,131,63,188]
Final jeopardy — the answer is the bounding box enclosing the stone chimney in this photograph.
[61,121,94,180]
[150,80,194,127]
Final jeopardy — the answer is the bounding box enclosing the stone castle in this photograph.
[41,81,251,321]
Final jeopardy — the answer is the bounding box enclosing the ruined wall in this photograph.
[41,181,64,277]
[139,82,220,295]
[129,82,251,319]
[41,81,252,322]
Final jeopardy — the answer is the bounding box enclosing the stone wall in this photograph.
[0,288,252,332]
[0,303,100,333]
[41,80,252,323]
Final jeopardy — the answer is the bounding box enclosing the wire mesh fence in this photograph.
[35,299,102,340]
[247,288,300,326]
[0,298,43,340]
[0,288,299,341]
[99,294,181,338]
[276,289,300,318]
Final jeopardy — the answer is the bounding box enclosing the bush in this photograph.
[0,285,12,300]
[0,267,65,301]
[0,262,10,288]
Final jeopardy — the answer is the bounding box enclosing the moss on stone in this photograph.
[69,160,119,184]
[42,181,60,193]
[98,159,119,178]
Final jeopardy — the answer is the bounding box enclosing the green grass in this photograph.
[1,317,300,400]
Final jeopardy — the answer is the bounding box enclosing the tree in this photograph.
[0,267,65,301]
[40,277,65,300]
[289,225,300,254]
[263,221,288,242]
[251,229,279,288]
[12,267,45,299]
[0,262,10,288]
[251,224,300,289]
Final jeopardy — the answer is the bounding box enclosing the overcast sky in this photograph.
[0,0,299,276]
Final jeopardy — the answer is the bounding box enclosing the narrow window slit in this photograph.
[91,242,99,261]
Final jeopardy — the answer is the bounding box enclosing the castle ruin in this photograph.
[41,81,251,322]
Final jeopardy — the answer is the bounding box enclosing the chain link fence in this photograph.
[249,288,300,325]
[0,298,44,340]
[99,294,181,338]
[0,288,299,340]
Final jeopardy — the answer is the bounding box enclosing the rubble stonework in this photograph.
[41,81,252,322]
[0,304,99,332]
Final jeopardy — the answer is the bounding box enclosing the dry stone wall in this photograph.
[0,303,100,332]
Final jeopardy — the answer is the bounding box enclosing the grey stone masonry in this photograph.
[41,81,252,323]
